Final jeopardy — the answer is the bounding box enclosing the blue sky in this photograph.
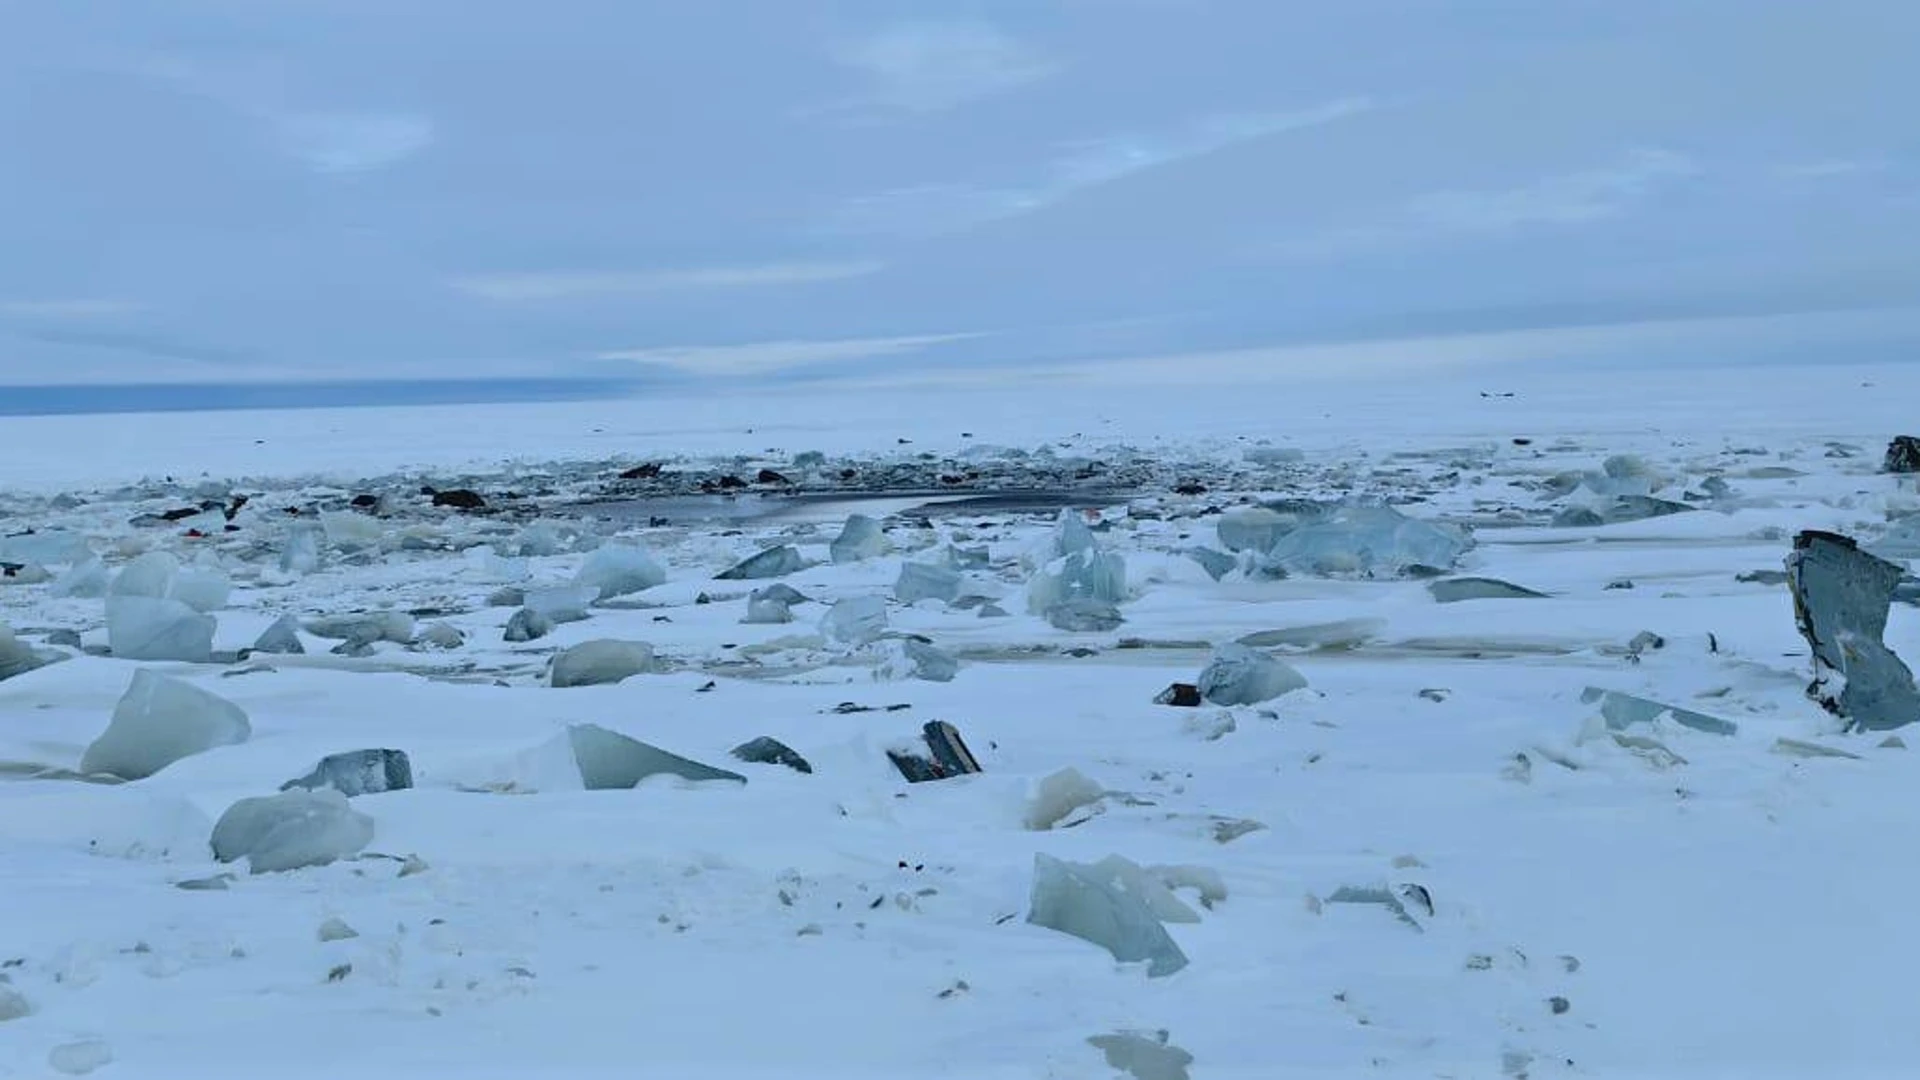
[3,0,1917,386]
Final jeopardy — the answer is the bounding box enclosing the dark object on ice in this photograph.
[1884,436,1920,473]
[707,474,749,491]
[282,749,414,797]
[1737,569,1790,586]
[224,494,249,520]
[1172,480,1208,496]
[350,494,380,510]
[755,469,791,485]
[159,506,205,522]
[1428,577,1548,603]
[1154,683,1203,707]
[619,462,663,480]
[730,736,813,774]
[1786,530,1920,731]
[886,721,982,783]
[429,488,487,510]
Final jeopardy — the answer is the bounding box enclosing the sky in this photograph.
[3,0,1918,388]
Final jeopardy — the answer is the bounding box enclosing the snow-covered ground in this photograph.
[5,363,1920,1079]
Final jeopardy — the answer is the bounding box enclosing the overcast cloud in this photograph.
[2,1,1915,385]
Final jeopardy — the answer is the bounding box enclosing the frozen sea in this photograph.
[4,360,1920,1078]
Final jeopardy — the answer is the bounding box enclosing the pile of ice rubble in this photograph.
[12,435,1920,1074]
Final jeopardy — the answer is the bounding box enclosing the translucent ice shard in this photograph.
[1027,853,1189,977]
[1195,643,1307,705]
[895,561,963,605]
[1262,505,1471,578]
[574,543,666,600]
[1027,549,1128,614]
[82,669,251,780]
[1580,687,1738,737]
[1428,577,1548,603]
[830,514,887,563]
[250,614,307,655]
[0,624,52,682]
[282,748,413,797]
[566,723,745,788]
[106,596,215,662]
[210,788,373,873]
[50,558,109,599]
[716,545,805,581]
[1786,529,1920,731]
[549,639,658,688]
[821,596,888,645]
[0,529,91,567]
[1216,508,1287,553]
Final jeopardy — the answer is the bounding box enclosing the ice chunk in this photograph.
[1091,855,1202,923]
[753,584,808,606]
[106,596,215,662]
[730,736,812,774]
[820,596,888,645]
[1886,436,1920,474]
[743,592,794,624]
[895,561,963,604]
[1216,508,1288,553]
[251,614,306,655]
[1263,505,1471,577]
[877,638,959,682]
[1579,687,1736,736]
[110,551,179,598]
[504,607,554,642]
[525,585,597,623]
[1786,530,1920,731]
[1026,853,1189,977]
[1325,885,1423,930]
[830,514,886,563]
[47,1040,113,1076]
[1186,547,1236,581]
[0,562,51,585]
[280,521,322,574]
[417,622,464,649]
[1195,643,1307,705]
[1024,767,1105,830]
[1027,549,1128,614]
[305,611,414,646]
[1052,509,1099,558]
[210,788,374,873]
[1428,577,1547,603]
[1046,598,1125,632]
[1086,1031,1193,1080]
[51,558,109,599]
[1243,446,1306,466]
[0,529,91,567]
[1236,618,1385,651]
[283,748,413,797]
[549,639,658,688]
[944,544,991,570]
[319,510,385,551]
[81,670,251,780]
[0,625,52,681]
[716,545,805,580]
[574,543,666,599]
[167,562,231,612]
[0,983,30,1022]
[566,723,746,787]
[467,547,530,582]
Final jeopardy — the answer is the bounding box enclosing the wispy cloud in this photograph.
[0,298,148,319]
[828,98,1376,238]
[125,53,433,175]
[449,260,886,301]
[825,21,1057,116]
[275,111,435,175]
[595,332,979,377]
[1274,148,1699,259]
